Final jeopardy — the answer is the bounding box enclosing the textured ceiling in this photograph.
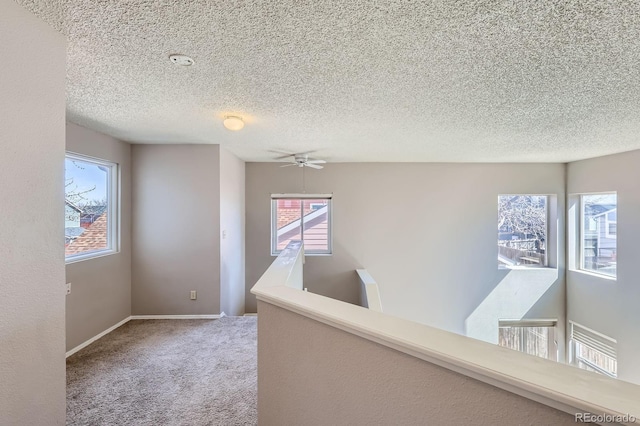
[16,0,640,162]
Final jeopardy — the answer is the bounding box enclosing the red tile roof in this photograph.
[65,213,108,255]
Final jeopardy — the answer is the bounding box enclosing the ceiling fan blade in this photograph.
[269,149,318,160]
[273,154,295,160]
[280,163,297,168]
[305,163,323,169]
[306,159,326,164]
[267,150,295,160]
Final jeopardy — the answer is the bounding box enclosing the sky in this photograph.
[65,158,108,204]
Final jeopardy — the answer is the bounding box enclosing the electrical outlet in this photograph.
[190,290,197,300]
[66,283,71,295]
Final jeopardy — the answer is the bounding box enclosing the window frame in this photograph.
[569,321,617,378]
[65,152,119,264]
[498,319,558,361]
[579,192,617,278]
[497,194,550,269]
[270,194,333,256]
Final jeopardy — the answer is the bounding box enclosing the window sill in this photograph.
[272,252,333,257]
[499,265,555,271]
[66,249,119,264]
[568,269,617,281]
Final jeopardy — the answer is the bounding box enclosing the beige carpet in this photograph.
[66,317,257,426]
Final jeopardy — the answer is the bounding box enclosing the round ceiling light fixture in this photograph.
[223,116,245,131]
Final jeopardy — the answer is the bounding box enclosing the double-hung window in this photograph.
[580,193,617,277]
[570,322,617,378]
[271,194,332,255]
[65,153,118,262]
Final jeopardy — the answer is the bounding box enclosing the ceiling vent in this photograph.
[169,54,194,66]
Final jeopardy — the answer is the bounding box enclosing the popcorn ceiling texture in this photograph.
[17,0,640,162]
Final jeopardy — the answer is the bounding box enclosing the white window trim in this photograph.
[499,319,557,328]
[65,152,120,263]
[271,194,333,256]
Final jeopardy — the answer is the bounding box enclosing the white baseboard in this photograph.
[130,314,224,320]
[244,313,258,316]
[66,314,226,358]
[66,316,131,358]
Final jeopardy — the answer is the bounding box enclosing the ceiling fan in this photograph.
[275,152,326,169]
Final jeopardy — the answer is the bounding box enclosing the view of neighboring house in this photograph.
[65,200,109,256]
[65,200,82,228]
[80,204,107,228]
[584,204,617,274]
[275,199,329,252]
[65,213,108,256]
[65,200,83,245]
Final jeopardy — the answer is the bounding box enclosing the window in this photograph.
[271,195,332,255]
[498,320,557,361]
[65,153,118,262]
[581,193,617,277]
[497,195,548,268]
[570,322,617,378]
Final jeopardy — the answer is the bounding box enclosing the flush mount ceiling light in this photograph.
[223,116,245,131]
[169,54,194,66]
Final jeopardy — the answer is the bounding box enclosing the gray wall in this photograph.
[132,145,221,315]
[246,163,566,351]
[220,147,246,316]
[65,123,132,351]
[258,302,575,426]
[567,149,640,384]
[0,1,66,423]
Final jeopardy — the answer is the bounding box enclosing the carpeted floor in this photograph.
[66,317,257,426]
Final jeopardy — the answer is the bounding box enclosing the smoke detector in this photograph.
[169,54,194,66]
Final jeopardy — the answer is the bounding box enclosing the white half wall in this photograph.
[567,148,640,385]
[220,147,246,316]
[245,163,566,353]
[257,302,577,426]
[0,1,66,423]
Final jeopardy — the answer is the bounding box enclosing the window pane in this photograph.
[272,197,332,255]
[65,157,111,258]
[498,195,547,268]
[302,199,330,252]
[581,194,617,277]
[524,327,550,360]
[499,325,556,361]
[575,341,617,377]
[499,327,523,352]
[275,199,302,251]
